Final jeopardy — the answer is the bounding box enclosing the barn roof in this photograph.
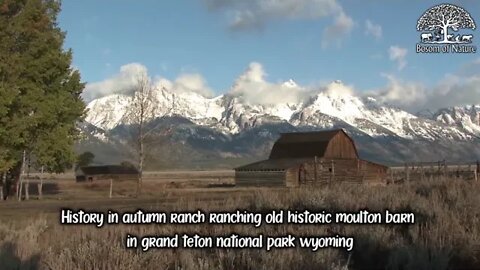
[235,158,311,171]
[269,129,358,159]
[77,165,139,175]
[276,129,342,143]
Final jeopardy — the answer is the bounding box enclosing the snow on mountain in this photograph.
[85,94,131,130]
[84,80,479,141]
[86,86,225,131]
[218,94,302,133]
[432,105,480,135]
[292,82,417,138]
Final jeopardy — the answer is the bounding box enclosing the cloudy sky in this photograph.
[59,0,480,112]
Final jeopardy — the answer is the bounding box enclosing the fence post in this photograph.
[314,156,318,182]
[476,160,480,181]
[25,180,29,200]
[437,161,440,181]
[0,173,4,201]
[18,150,26,201]
[38,181,43,200]
[443,160,447,180]
[109,178,113,199]
[330,160,335,182]
[319,161,323,182]
[38,166,44,200]
[407,167,410,184]
[26,155,31,201]
[16,181,21,201]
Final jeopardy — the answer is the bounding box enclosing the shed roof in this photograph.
[78,165,139,175]
[235,158,311,171]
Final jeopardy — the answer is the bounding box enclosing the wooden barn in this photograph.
[75,165,139,182]
[235,129,388,187]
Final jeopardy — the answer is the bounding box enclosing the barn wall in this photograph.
[234,159,387,187]
[285,167,299,187]
[235,171,286,187]
[85,174,139,181]
[299,159,387,184]
[324,133,358,159]
[358,161,388,183]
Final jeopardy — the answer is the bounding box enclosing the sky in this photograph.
[58,0,480,112]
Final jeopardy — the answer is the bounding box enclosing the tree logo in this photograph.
[416,3,477,54]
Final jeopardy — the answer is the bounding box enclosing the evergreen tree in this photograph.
[0,0,85,190]
[76,151,95,169]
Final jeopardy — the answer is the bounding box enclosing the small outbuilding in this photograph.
[235,129,388,187]
[75,165,140,182]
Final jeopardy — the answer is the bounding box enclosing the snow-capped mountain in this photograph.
[79,80,480,167]
[432,105,480,135]
[85,80,479,141]
[86,87,225,131]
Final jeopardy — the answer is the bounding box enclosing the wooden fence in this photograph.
[389,160,480,184]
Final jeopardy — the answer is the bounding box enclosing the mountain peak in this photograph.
[84,85,480,140]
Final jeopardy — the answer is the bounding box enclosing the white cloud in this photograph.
[421,59,480,110]
[205,0,354,48]
[228,63,358,106]
[235,62,265,83]
[367,74,427,111]
[204,0,342,31]
[84,59,480,114]
[231,60,480,111]
[321,11,354,48]
[425,74,480,110]
[323,80,355,97]
[365,20,382,40]
[83,63,148,102]
[228,62,308,105]
[171,73,214,97]
[367,59,480,112]
[388,46,408,70]
[83,63,213,102]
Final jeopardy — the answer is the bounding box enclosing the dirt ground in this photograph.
[0,170,271,222]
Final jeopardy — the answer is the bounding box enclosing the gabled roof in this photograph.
[269,129,358,159]
[275,129,343,143]
[77,165,139,175]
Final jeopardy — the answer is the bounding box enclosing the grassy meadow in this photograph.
[0,176,479,270]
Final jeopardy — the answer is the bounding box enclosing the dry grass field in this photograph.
[0,173,479,270]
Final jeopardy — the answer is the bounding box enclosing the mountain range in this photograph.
[78,80,480,169]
